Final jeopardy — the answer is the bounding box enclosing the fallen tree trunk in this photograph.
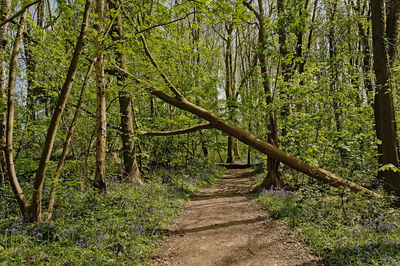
[151,88,381,198]
[143,123,213,136]
[116,66,381,198]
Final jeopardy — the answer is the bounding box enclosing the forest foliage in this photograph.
[0,0,400,264]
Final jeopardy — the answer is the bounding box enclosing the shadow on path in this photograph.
[149,168,323,266]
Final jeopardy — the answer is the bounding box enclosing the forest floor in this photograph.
[148,168,323,266]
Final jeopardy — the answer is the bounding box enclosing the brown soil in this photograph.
[147,169,323,266]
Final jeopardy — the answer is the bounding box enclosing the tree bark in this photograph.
[29,0,92,221]
[94,0,107,194]
[110,0,141,183]
[256,0,283,188]
[5,10,30,218]
[371,0,400,197]
[0,0,11,186]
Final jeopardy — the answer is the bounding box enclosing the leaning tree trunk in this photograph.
[119,22,382,198]
[371,0,400,197]
[137,75,383,198]
[29,0,92,221]
[94,0,107,194]
[110,0,142,183]
[114,58,381,199]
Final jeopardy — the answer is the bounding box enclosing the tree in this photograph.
[224,22,235,163]
[5,9,29,218]
[4,0,92,221]
[244,0,283,188]
[370,0,400,197]
[93,0,107,194]
[0,0,11,186]
[110,0,142,183]
[115,62,380,198]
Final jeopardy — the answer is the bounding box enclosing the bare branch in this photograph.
[136,11,195,34]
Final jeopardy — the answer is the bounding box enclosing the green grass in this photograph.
[258,185,400,265]
[0,162,223,265]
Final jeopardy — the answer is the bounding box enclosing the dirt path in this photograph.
[148,169,323,266]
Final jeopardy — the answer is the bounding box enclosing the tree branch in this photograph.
[136,11,195,34]
[114,64,382,199]
[0,0,41,28]
[144,123,213,136]
[120,12,184,99]
[243,1,261,20]
[136,29,184,98]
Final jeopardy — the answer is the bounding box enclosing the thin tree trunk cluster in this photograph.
[2,0,400,223]
[3,0,92,221]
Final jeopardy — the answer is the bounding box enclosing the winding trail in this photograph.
[149,168,323,266]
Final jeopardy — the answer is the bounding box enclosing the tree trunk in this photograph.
[257,0,283,188]
[5,10,30,218]
[233,138,241,160]
[110,0,141,183]
[28,0,92,221]
[147,80,380,198]
[224,23,235,163]
[0,0,11,186]
[247,121,251,165]
[94,0,107,194]
[371,0,400,197]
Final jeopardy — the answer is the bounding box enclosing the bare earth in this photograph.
[147,169,323,266]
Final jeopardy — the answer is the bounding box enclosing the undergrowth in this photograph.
[258,184,400,265]
[0,161,222,264]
